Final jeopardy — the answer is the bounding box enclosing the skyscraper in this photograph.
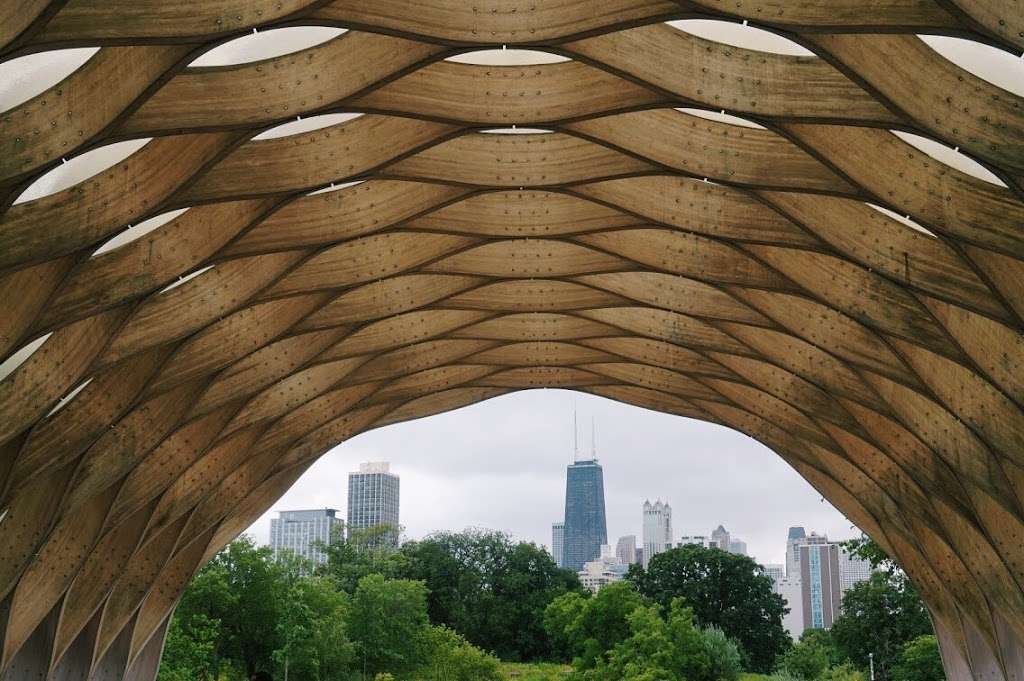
[347,461,400,548]
[552,521,565,568]
[800,542,843,630]
[563,459,608,570]
[783,529,873,636]
[616,535,638,565]
[837,544,873,591]
[642,500,673,568]
[269,508,342,565]
[710,524,747,555]
[762,562,803,637]
[777,576,805,638]
[763,563,785,584]
[786,526,808,577]
[711,524,730,551]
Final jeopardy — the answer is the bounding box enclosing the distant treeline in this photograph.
[159,529,940,681]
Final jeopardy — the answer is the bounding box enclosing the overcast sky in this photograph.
[246,389,861,566]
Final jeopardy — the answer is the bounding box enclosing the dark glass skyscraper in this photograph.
[562,459,608,570]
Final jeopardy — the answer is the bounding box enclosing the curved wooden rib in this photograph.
[1,3,1023,681]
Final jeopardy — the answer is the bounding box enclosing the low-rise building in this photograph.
[578,545,629,592]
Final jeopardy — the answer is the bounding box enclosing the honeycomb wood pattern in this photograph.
[1,2,1023,679]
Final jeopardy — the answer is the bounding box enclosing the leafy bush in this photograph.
[775,636,830,680]
[700,625,743,681]
[820,662,866,681]
[580,599,742,681]
[419,625,503,681]
[891,635,944,681]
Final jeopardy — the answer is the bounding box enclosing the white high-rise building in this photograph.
[729,539,748,555]
[838,544,873,591]
[269,508,342,565]
[347,462,400,548]
[552,521,565,568]
[776,576,805,639]
[763,563,785,584]
[642,500,673,568]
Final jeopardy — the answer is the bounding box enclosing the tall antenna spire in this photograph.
[591,415,596,459]
[572,398,578,462]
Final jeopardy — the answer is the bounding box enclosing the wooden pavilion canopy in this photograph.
[1,1,1023,679]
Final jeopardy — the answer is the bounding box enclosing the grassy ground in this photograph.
[738,673,774,681]
[499,661,572,680]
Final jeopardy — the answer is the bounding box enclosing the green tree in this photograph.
[399,529,581,660]
[628,544,790,671]
[830,572,932,680]
[159,613,223,681]
[318,525,409,594]
[543,590,589,662]
[821,663,867,681]
[891,635,944,681]
[800,629,841,667]
[588,599,741,681]
[776,635,831,680]
[274,573,354,681]
[347,574,430,677]
[212,537,289,677]
[419,625,503,681]
[697,625,743,681]
[159,536,284,679]
[543,581,648,670]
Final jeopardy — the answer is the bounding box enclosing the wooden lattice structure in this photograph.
[1,2,1023,679]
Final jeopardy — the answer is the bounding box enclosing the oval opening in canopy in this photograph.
[0,333,52,383]
[891,130,1007,187]
[446,49,570,65]
[480,127,556,134]
[667,20,814,57]
[159,265,215,294]
[46,378,93,418]
[676,108,766,130]
[306,180,366,196]
[0,48,99,113]
[919,35,1024,97]
[91,208,190,257]
[252,113,364,141]
[867,203,937,238]
[13,138,152,205]
[188,27,347,67]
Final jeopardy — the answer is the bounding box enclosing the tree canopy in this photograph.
[830,572,932,680]
[159,537,504,681]
[627,544,790,671]
[398,529,582,660]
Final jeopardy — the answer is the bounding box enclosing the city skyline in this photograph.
[245,390,863,565]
